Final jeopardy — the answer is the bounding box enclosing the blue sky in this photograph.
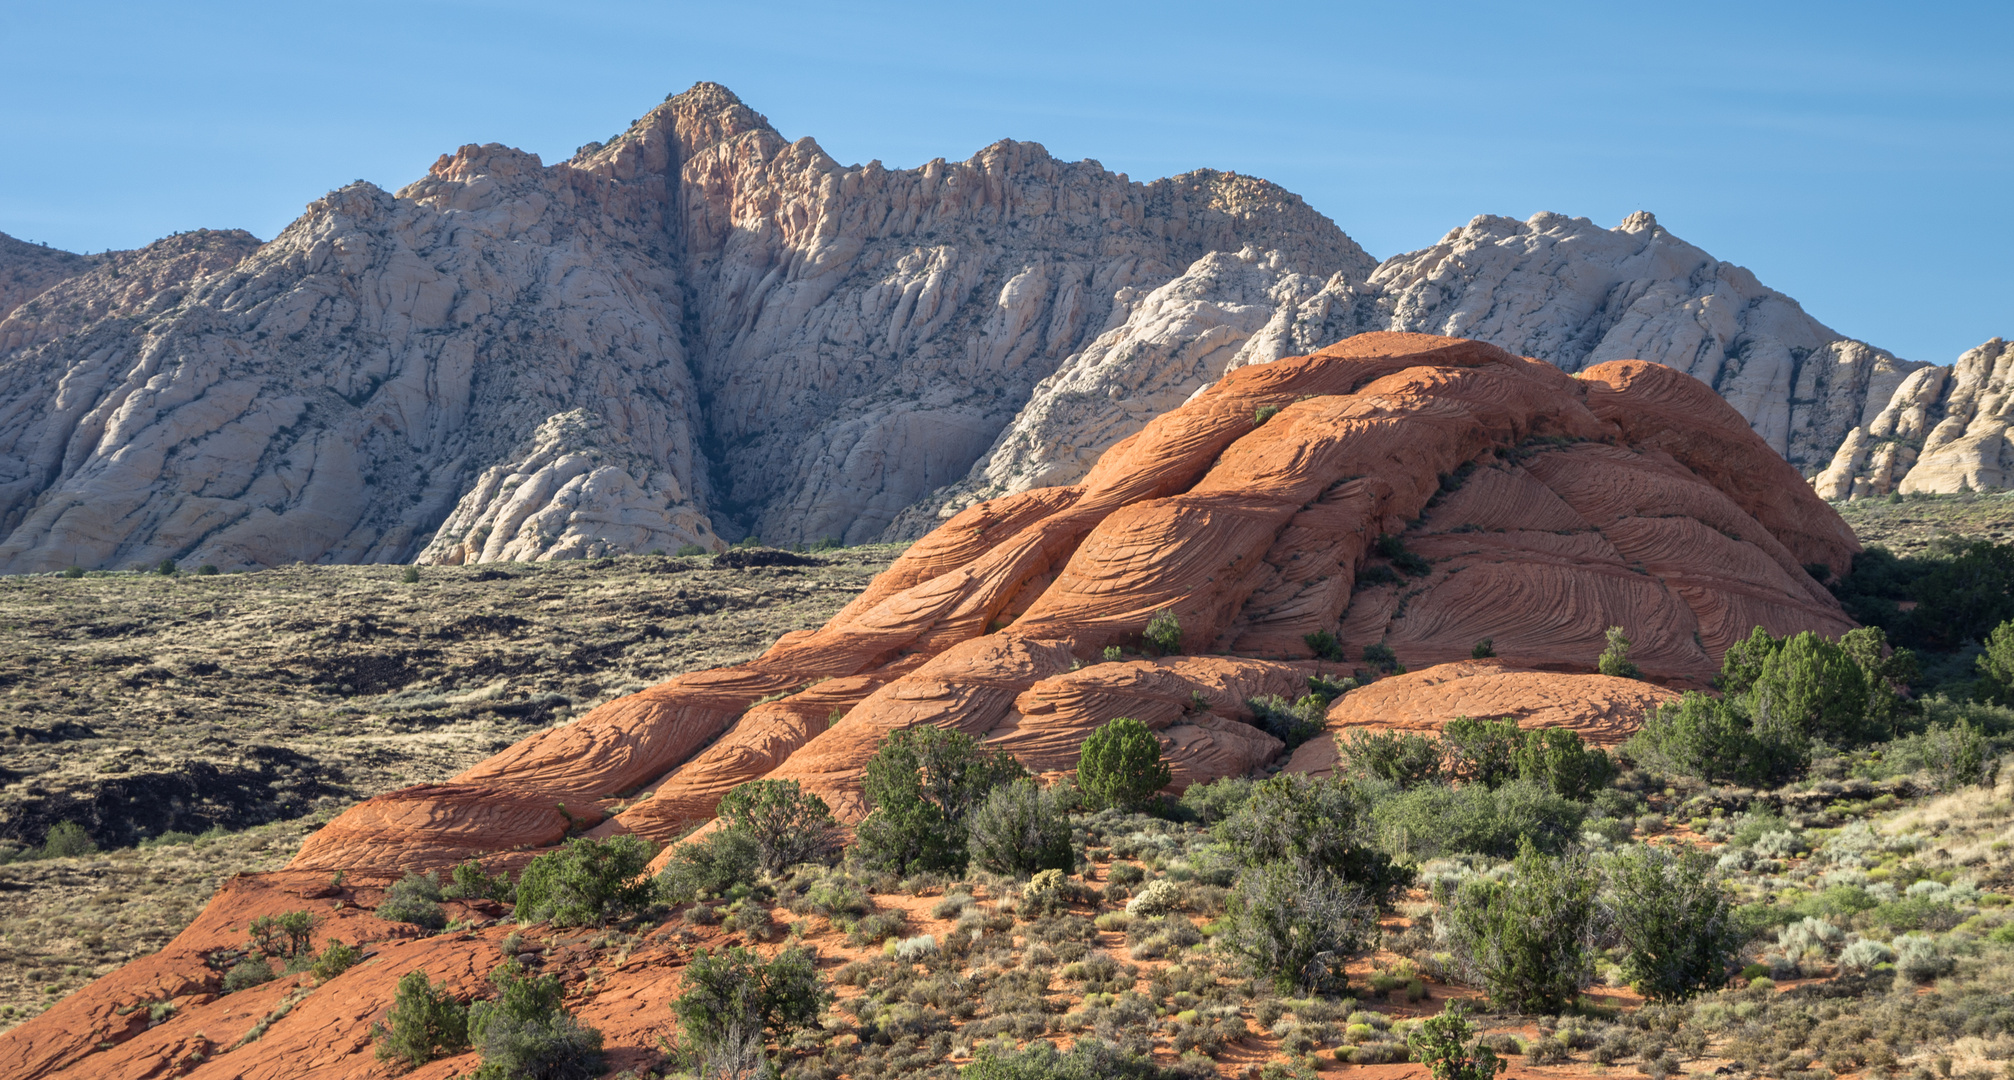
[3,0,2006,363]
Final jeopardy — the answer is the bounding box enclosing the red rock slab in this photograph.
[450,665,804,801]
[1,870,441,1080]
[1581,359,1861,578]
[599,673,893,841]
[291,783,585,874]
[984,656,1312,774]
[1284,659,1681,778]
[760,634,1080,821]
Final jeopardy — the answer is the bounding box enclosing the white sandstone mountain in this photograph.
[0,84,1987,571]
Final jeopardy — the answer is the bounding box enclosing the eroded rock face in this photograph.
[944,210,1930,521]
[1815,338,2014,499]
[0,85,1368,571]
[4,84,1954,569]
[0,332,1865,1078]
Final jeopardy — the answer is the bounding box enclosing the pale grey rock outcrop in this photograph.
[1815,338,2014,498]
[0,143,707,572]
[1372,211,1925,473]
[0,83,1371,569]
[417,409,722,563]
[936,210,1924,523]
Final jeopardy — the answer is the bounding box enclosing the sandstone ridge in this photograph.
[0,332,1863,1079]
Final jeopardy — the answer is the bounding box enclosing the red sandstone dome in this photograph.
[0,333,1861,1078]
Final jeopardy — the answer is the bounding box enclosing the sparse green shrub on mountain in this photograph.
[1337,728,1444,788]
[670,945,827,1066]
[378,871,447,930]
[468,961,603,1080]
[1604,844,1740,1002]
[1370,778,1586,861]
[444,859,516,904]
[1076,717,1172,812]
[716,778,841,874]
[658,828,760,905]
[1246,693,1330,751]
[373,969,469,1069]
[1144,608,1183,655]
[1216,772,1410,905]
[854,725,1028,874]
[1220,861,1376,993]
[1439,839,1598,1012]
[249,910,317,958]
[966,777,1076,877]
[512,835,656,927]
[1409,1003,1505,1080]
[1597,626,1640,679]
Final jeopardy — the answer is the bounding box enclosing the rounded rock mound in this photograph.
[0,332,1862,1078]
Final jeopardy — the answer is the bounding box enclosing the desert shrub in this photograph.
[1751,630,1878,745]
[310,940,362,981]
[1077,717,1172,812]
[467,961,603,1080]
[1125,879,1182,917]
[1377,534,1432,577]
[1512,727,1617,800]
[1338,728,1444,788]
[716,778,841,874]
[1604,844,1740,1002]
[670,946,828,1062]
[1219,861,1377,993]
[1407,1004,1502,1080]
[1246,693,1329,751]
[1442,717,1525,788]
[1144,608,1183,655]
[1977,619,2014,705]
[1837,937,1895,974]
[1254,404,1280,427]
[1107,861,1147,887]
[1300,630,1346,666]
[513,835,656,927]
[1439,840,1598,1012]
[372,969,470,1069]
[1371,779,1586,861]
[1472,638,1496,659]
[1625,692,1803,785]
[249,910,318,958]
[1894,933,1955,981]
[1597,626,1641,679]
[847,908,907,946]
[221,957,276,992]
[968,778,1075,876]
[1177,777,1253,824]
[1882,718,1990,790]
[444,858,516,904]
[1217,773,1410,905]
[1777,916,1845,959]
[1361,642,1401,674]
[35,821,95,860]
[378,871,447,930]
[400,564,419,583]
[854,725,1028,875]
[657,828,760,904]
[963,1035,1166,1079]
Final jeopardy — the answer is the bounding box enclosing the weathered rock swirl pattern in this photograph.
[0,332,1867,1078]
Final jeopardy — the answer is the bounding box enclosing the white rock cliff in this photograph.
[0,85,1991,571]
